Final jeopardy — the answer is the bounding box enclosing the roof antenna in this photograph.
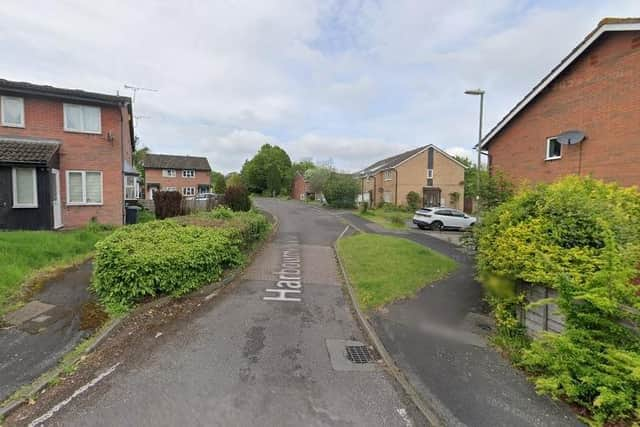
[123,84,158,104]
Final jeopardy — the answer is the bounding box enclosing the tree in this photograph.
[226,172,243,187]
[304,167,331,194]
[241,144,292,194]
[323,173,359,208]
[134,146,150,179]
[266,167,282,197]
[210,171,226,194]
[291,159,315,175]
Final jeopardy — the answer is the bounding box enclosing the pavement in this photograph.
[0,261,97,403]
[21,199,423,427]
[344,213,582,427]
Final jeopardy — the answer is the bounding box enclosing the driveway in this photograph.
[345,213,582,427]
[18,199,422,427]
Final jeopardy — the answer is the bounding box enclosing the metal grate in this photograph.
[345,345,375,364]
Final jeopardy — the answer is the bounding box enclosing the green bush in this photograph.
[389,213,405,225]
[137,209,155,223]
[475,176,640,424]
[153,191,182,219]
[359,202,368,214]
[323,173,359,208]
[406,191,421,210]
[224,185,251,212]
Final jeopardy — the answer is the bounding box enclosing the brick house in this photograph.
[143,153,211,199]
[291,172,307,201]
[357,145,466,209]
[0,79,137,230]
[480,18,640,187]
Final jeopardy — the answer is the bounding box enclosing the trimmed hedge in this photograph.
[92,208,270,313]
[153,190,182,219]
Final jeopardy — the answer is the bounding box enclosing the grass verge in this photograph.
[356,209,413,230]
[337,233,456,310]
[0,228,111,317]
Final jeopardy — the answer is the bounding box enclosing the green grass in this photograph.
[337,233,456,310]
[356,208,413,230]
[0,228,110,316]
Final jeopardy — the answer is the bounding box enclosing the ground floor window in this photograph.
[124,175,138,200]
[67,171,103,205]
[164,187,177,192]
[12,167,38,208]
[383,191,392,203]
[182,187,195,196]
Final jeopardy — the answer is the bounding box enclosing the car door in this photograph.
[433,209,451,227]
[449,210,467,228]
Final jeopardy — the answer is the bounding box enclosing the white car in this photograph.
[413,207,476,231]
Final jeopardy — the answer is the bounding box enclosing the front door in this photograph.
[423,187,441,207]
[52,169,62,229]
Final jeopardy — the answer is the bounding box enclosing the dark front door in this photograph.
[423,187,441,207]
[0,167,11,229]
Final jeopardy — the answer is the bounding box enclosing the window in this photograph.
[383,170,392,181]
[2,96,25,127]
[125,176,138,200]
[383,191,392,203]
[182,169,195,178]
[165,187,177,192]
[67,171,103,205]
[182,187,195,196]
[162,169,176,177]
[427,169,434,179]
[546,137,562,160]
[12,168,37,208]
[434,209,451,216]
[63,104,101,134]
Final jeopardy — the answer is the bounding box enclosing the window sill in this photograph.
[12,204,38,209]
[2,123,25,128]
[67,203,104,206]
[544,156,562,161]
[63,129,102,135]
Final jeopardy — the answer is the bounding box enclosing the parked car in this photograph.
[413,208,476,231]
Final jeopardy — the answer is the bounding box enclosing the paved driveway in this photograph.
[25,199,421,427]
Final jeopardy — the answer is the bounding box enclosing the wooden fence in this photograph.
[180,197,220,215]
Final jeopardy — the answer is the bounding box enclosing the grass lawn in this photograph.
[0,228,110,316]
[337,233,456,310]
[356,209,414,230]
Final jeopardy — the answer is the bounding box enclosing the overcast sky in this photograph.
[2,1,639,173]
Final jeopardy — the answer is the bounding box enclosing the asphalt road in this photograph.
[30,199,420,427]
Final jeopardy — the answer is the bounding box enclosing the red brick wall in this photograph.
[487,31,640,188]
[291,173,305,200]
[145,168,211,197]
[0,95,132,227]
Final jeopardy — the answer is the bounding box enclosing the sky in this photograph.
[2,1,640,173]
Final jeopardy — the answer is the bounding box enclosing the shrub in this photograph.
[475,176,640,424]
[406,191,421,210]
[359,202,368,214]
[137,209,155,223]
[153,191,182,219]
[93,221,244,312]
[389,213,405,225]
[224,185,251,212]
[323,173,359,208]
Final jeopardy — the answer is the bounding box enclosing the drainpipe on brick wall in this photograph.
[394,169,398,205]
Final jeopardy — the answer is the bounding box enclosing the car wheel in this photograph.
[430,221,443,231]
[417,224,427,230]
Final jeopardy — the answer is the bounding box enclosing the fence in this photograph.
[181,197,220,215]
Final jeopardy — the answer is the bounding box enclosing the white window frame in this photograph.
[383,170,392,181]
[182,169,196,178]
[2,96,25,128]
[124,175,138,200]
[182,187,195,196]
[66,170,103,205]
[162,169,176,177]
[545,137,562,160]
[427,169,434,179]
[63,103,102,134]
[12,167,38,208]
[165,186,177,192]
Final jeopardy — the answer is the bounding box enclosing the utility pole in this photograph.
[464,89,485,210]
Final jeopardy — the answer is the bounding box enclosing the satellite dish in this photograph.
[555,130,585,145]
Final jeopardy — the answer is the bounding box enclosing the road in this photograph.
[26,199,420,427]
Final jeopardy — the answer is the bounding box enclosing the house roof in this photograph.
[143,153,211,171]
[481,17,640,149]
[0,78,131,106]
[0,137,60,165]
[358,144,467,175]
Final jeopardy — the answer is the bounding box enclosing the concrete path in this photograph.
[344,213,582,427]
[25,199,421,426]
[0,262,97,402]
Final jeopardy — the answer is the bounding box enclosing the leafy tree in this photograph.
[226,172,243,187]
[210,171,226,194]
[224,185,251,212]
[241,144,292,194]
[291,159,315,175]
[266,167,282,197]
[406,191,421,210]
[323,173,359,208]
[134,146,150,179]
[455,155,513,210]
[304,167,331,194]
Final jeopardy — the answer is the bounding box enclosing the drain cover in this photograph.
[345,345,374,364]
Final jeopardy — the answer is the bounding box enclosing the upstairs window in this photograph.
[162,169,176,177]
[12,168,37,208]
[64,104,101,134]
[2,96,25,127]
[383,170,392,181]
[427,169,434,179]
[546,137,562,160]
[182,169,195,178]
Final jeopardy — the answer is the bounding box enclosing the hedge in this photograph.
[474,176,640,425]
[92,208,270,313]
